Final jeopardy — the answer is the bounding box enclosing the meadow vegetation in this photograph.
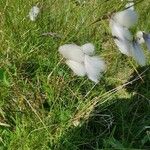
[0,0,150,149]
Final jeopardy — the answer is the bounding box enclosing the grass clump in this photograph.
[0,0,150,149]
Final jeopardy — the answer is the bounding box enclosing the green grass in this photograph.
[0,0,150,149]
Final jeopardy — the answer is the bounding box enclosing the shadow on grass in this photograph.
[59,66,150,150]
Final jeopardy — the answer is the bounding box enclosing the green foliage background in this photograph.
[0,0,150,149]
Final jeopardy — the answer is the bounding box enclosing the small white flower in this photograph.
[29,6,40,21]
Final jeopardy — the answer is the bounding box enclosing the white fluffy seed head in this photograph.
[84,55,106,83]
[113,9,138,28]
[109,19,133,56]
[81,43,95,55]
[136,31,145,44]
[59,43,107,83]
[110,19,133,41]
[130,41,146,66]
[29,6,40,21]
[114,38,132,56]
[66,60,86,76]
[136,31,150,51]
[58,44,85,63]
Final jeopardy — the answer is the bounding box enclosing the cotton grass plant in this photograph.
[0,0,150,149]
[58,43,106,83]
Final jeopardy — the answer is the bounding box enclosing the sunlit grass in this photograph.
[0,0,150,149]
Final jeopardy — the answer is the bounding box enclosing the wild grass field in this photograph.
[0,0,150,149]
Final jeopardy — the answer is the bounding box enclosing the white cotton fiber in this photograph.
[110,19,133,56]
[29,6,40,21]
[110,19,132,41]
[58,44,85,63]
[84,55,106,83]
[114,38,132,56]
[136,31,150,51]
[66,60,86,76]
[113,9,138,28]
[81,43,95,55]
[130,41,146,66]
[136,31,145,44]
